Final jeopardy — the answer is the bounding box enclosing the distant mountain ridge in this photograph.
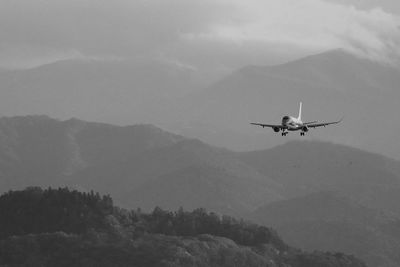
[247,49,400,91]
[0,58,206,125]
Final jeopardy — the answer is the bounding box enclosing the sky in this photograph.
[0,0,399,70]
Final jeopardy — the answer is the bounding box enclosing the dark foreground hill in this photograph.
[0,187,365,267]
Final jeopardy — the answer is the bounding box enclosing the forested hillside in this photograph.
[0,187,365,267]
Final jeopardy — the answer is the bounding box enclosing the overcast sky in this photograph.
[0,0,399,70]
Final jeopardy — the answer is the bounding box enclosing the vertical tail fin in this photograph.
[297,102,302,121]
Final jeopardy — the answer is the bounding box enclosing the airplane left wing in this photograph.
[307,117,343,128]
[250,123,283,129]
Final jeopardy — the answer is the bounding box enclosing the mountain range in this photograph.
[2,116,400,215]
[0,115,400,266]
[0,49,400,160]
[2,49,400,266]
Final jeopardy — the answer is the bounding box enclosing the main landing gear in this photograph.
[281,132,288,136]
[300,132,305,136]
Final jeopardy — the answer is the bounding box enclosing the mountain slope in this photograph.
[127,163,278,216]
[0,116,281,216]
[68,137,281,216]
[253,191,400,267]
[239,140,400,215]
[0,115,183,189]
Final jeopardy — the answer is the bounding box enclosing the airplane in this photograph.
[251,102,342,136]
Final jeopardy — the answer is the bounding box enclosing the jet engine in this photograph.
[302,126,309,132]
[273,127,280,132]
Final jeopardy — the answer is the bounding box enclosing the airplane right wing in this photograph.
[250,123,283,129]
[306,117,343,128]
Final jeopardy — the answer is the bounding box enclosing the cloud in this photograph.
[325,0,400,15]
[181,0,400,63]
[0,0,399,69]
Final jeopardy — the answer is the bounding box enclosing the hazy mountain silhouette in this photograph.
[253,191,400,267]
[0,58,205,125]
[1,49,399,159]
[169,49,400,159]
[239,140,400,215]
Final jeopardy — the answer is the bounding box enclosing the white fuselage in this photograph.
[282,116,304,131]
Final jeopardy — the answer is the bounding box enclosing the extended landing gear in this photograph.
[281,132,288,136]
[300,132,305,136]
